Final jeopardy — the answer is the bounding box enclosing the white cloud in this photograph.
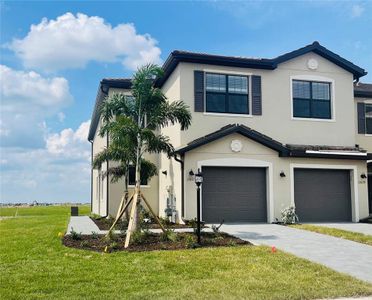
[351,4,364,18]
[0,65,72,148]
[46,120,90,159]
[1,120,91,203]
[7,12,162,72]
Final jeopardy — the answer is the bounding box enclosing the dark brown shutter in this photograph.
[194,71,204,112]
[357,102,366,134]
[252,75,262,115]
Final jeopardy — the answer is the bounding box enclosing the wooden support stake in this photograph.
[124,191,139,248]
[140,193,166,233]
[106,194,134,236]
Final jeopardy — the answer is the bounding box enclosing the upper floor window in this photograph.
[366,104,372,134]
[206,73,249,114]
[292,80,331,119]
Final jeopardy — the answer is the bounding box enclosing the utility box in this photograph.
[71,206,79,216]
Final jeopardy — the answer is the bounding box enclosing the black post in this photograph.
[196,185,201,244]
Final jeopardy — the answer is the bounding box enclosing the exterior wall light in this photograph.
[189,170,194,176]
[161,170,167,176]
[280,171,286,178]
[361,173,367,179]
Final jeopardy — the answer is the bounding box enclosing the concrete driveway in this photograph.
[220,223,372,283]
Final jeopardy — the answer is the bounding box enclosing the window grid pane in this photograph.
[312,82,330,100]
[206,73,226,92]
[228,75,248,94]
[293,80,310,99]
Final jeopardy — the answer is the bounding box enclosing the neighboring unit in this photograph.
[88,41,372,223]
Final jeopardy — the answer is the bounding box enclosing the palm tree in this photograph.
[97,64,191,247]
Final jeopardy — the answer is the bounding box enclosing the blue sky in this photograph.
[1,1,371,203]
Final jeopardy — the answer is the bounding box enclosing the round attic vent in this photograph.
[307,58,318,70]
[231,140,242,152]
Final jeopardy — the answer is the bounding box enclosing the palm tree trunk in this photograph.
[124,134,142,248]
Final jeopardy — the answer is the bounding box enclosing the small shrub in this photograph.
[117,219,128,231]
[70,227,82,240]
[184,234,195,248]
[110,241,119,250]
[228,240,237,247]
[104,230,118,243]
[281,206,299,225]
[80,240,89,248]
[211,220,224,233]
[160,229,177,242]
[91,231,99,239]
[131,230,148,244]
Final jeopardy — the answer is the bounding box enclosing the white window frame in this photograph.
[290,75,336,122]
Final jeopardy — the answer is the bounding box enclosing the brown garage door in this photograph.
[294,169,352,222]
[202,167,267,223]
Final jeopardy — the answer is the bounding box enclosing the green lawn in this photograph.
[1,207,372,300]
[291,224,372,246]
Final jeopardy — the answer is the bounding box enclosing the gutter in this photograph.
[174,154,185,218]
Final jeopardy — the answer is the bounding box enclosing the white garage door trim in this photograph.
[290,164,359,222]
[197,158,274,223]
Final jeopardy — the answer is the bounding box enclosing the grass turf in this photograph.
[1,206,372,300]
[291,224,372,246]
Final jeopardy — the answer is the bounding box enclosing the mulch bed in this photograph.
[62,232,251,253]
[90,217,203,230]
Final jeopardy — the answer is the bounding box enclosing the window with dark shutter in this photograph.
[357,102,366,134]
[194,71,204,112]
[365,104,372,134]
[252,75,262,115]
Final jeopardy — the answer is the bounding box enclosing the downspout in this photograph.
[174,153,185,218]
[89,140,93,213]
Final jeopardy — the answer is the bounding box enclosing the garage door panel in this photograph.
[202,167,267,223]
[294,169,351,222]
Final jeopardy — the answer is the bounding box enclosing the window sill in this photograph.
[128,185,151,188]
[364,134,372,137]
[291,117,335,123]
[203,112,253,118]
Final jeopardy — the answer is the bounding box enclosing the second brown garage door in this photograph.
[202,167,267,223]
[294,168,352,222]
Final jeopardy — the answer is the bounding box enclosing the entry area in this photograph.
[202,166,267,223]
[294,168,352,222]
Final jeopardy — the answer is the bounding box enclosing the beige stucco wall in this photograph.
[181,133,369,222]
[158,65,184,220]
[355,97,372,152]
[91,118,108,216]
[177,52,356,147]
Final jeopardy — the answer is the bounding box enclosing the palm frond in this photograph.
[141,129,174,156]
[147,100,192,130]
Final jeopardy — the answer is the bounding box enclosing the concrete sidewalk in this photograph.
[311,223,372,236]
[221,223,372,283]
[66,216,211,235]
